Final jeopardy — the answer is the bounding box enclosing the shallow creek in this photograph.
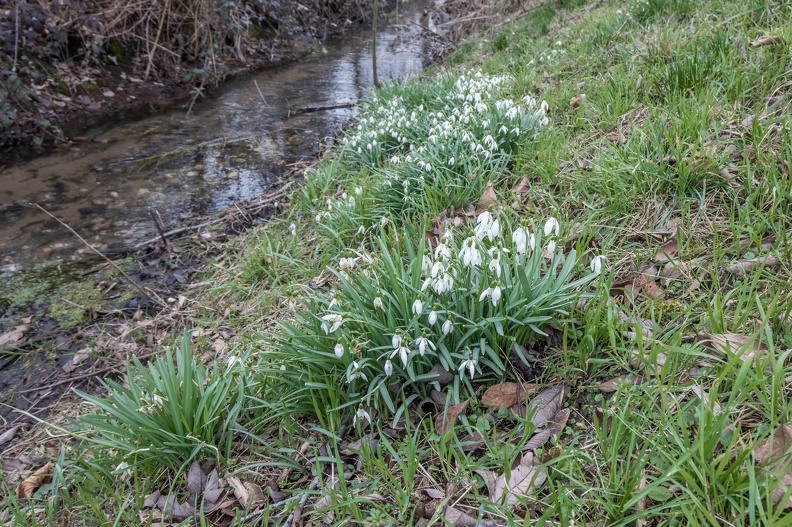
[0,3,435,273]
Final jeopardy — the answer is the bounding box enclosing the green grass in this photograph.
[7,0,792,525]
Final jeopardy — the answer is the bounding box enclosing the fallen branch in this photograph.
[291,102,355,116]
[18,351,160,395]
[131,181,294,250]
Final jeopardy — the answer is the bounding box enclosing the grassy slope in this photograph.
[4,0,792,525]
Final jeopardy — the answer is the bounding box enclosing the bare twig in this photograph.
[17,351,160,395]
[33,203,167,308]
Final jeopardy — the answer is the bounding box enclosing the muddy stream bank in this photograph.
[0,2,442,427]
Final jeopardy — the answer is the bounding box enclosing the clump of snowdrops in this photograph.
[270,212,604,425]
[303,71,551,234]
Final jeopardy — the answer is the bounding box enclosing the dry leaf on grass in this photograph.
[0,324,29,349]
[698,332,768,359]
[511,177,530,195]
[14,461,54,498]
[62,348,91,372]
[492,453,547,505]
[228,476,266,509]
[594,374,645,393]
[724,254,779,276]
[523,408,570,451]
[654,239,678,262]
[444,506,500,527]
[751,35,785,47]
[509,382,539,419]
[424,488,445,499]
[525,385,566,427]
[753,424,792,509]
[475,181,499,215]
[436,399,470,435]
[0,425,20,446]
[475,469,499,497]
[482,382,519,409]
[641,277,664,300]
[424,364,454,384]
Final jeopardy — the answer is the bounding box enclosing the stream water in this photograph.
[0,3,435,273]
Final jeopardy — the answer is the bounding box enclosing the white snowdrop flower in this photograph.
[544,217,560,237]
[448,157,455,166]
[459,356,477,380]
[428,310,438,325]
[415,334,436,356]
[425,163,432,172]
[357,147,362,154]
[435,243,451,260]
[367,143,373,151]
[339,257,355,270]
[442,318,453,335]
[114,462,131,480]
[475,210,494,240]
[347,362,367,383]
[513,227,529,254]
[374,295,384,310]
[280,364,287,371]
[459,237,483,267]
[511,126,520,135]
[390,155,400,164]
[381,216,389,228]
[547,240,557,254]
[591,255,606,275]
[431,260,445,279]
[412,298,423,315]
[506,107,518,119]
[321,314,343,334]
[334,343,344,358]
[357,225,365,236]
[500,125,509,134]
[355,186,363,195]
[491,284,502,305]
[422,254,432,275]
[421,277,432,292]
[392,333,402,350]
[353,406,371,426]
[390,343,411,367]
[384,359,393,377]
[289,223,297,236]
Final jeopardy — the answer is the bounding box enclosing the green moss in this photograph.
[47,281,103,329]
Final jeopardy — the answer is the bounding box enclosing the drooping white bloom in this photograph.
[428,310,438,325]
[475,211,494,240]
[374,296,384,310]
[431,260,444,279]
[339,257,356,270]
[544,217,560,237]
[321,314,343,334]
[487,247,507,278]
[435,243,451,260]
[384,360,393,377]
[442,319,453,335]
[289,223,297,237]
[353,406,371,426]
[412,298,423,315]
[480,283,503,306]
[355,186,363,195]
[547,240,556,254]
[415,335,437,356]
[591,255,606,275]
[422,255,432,275]
[459,237,483,268]
[334,343,344,358]
[513,227,528,254]
[390,343,411,367]
[458,357,477,380]
[347,362,367,383]
[392,333,402,350]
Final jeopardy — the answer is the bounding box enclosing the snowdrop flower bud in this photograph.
[544,217,560,237]
[412,298,423,315]
[513,227,528,254]
[591,255,606,275]
[355,186,363,195]
[334,343,344,358]
[428,309,438,325]
[289,223,297,236]
[384,360,393,377]
[354,405,371,426]
[547,240,556,254]
[442,318,453,335]
[374,295,384,310]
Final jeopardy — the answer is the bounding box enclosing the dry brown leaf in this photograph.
[635,474,648,527]
[62,348,91,373]
[751,35,785,47]
[611,274,646,303]
[641,277,664,299]
[0,425,20,446]
[424,488,445,499]
[444,506,482,526]
[157,494,194,520]
[482,383,519,409]
[524,408,570,451]
[511,177,530,195]
[435,399,470,435]
[526,385,565,427]
[475,469,499,497]
[509,382,539,419]
[698,332,768,358]
[313,494,335,523]
[187,461,204,497]
[0,324,29,349]
[475,181,499,215]
[654,239,678,262]
[594,375,645,393]
[227,476,267,508]
[724,254,779,276]
[754,424,792,509]
[492,453,547,505]
[14,461,54,498]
